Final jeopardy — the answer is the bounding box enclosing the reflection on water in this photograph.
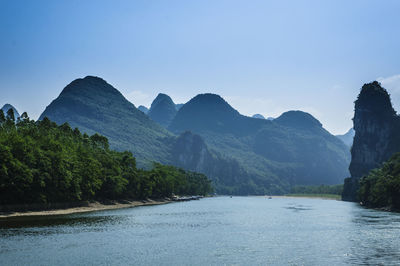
[284,203,313,211]
[1,197,400,265]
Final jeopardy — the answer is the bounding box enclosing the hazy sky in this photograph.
[1,0,400,134]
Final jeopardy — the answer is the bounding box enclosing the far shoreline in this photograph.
[277,194,341,200]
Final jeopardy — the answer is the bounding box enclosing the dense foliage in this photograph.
[358,152,400,210]
[0,110,212,205]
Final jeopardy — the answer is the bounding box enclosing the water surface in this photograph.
[1,197,400,265]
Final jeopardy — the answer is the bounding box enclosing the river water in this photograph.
[1,196,400,265]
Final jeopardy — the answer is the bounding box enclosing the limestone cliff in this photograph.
[342,81,400,201]
[171,131,211,173]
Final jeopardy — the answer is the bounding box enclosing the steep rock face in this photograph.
[171,131,262,195]
[1,104,20,118]
[171,131,211,173]
[343,81,400,201]
[148,93,177,127]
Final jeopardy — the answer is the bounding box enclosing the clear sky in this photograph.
[1,0,400,134]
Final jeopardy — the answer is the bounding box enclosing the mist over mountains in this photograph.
[38,76,351,194]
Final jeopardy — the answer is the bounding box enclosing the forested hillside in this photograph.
[0,110,212,205]
[39,76,173,167]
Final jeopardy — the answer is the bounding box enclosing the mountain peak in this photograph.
[60,76,123,98]
[169,93,247,134]
[182,93,239,115]
[1,104,20,118]
[252,114,265,119]
[150,93,175,108]
[148,93,177,127]
[39,77,171,167]
[275,110,322,129]
[356,81,396,117]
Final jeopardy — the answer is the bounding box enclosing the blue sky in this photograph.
[1,0,400,134]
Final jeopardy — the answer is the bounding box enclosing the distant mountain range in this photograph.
[168,94,350,186]
[39,76,351,194]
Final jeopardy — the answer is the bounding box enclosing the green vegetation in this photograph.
[358,152,400,210]
[0,110,212,205]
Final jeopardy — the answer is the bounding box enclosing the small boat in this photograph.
[268,196,272,199]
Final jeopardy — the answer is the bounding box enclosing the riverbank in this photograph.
[0,199,172,218]
[281,194,342,200]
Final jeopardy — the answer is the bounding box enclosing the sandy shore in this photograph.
[278,195,341,201]
[261,195,341,200]
[0,199,172,219]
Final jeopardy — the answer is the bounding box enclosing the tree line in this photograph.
[0,109,213,205]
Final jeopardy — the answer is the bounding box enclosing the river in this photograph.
[1,196,400,265]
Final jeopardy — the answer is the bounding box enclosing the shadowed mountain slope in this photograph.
[169,94,351,186]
